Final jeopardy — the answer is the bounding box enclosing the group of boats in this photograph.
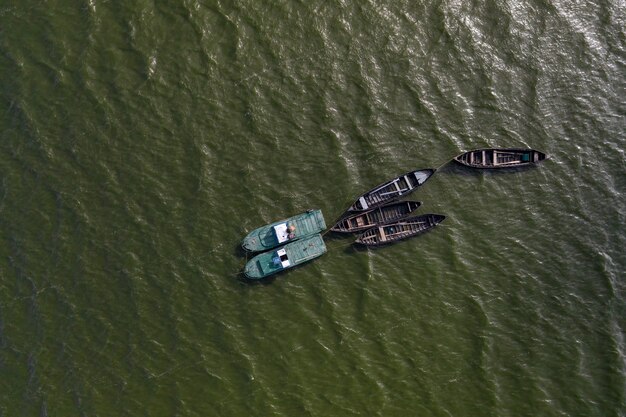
[240,148,547,279]
[241,209,328,279]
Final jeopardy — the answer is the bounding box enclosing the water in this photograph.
[0,1,624,416]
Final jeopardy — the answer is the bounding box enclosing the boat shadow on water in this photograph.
[324,231,364,254]
[438,159,542,177]
[343,243,367,255]
[233,243,248,258]
[236,260,325,286]
[237,273,278,286]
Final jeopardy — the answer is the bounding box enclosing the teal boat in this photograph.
[241,209,326,252]
[243,234,327,279]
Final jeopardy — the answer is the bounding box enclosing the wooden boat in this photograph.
[242,209,326,252]
[453,148,547,169]
[347,168,435,212]
[330,200,422,233]
[354,214,445,247]
[244,234,327,279]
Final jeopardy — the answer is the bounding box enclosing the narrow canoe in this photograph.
[453,148,547,169]
[354,214,445,247]
[242,209,326,252]
[244,234,327,279]
[347,168,435,212]
[331,200,422,233]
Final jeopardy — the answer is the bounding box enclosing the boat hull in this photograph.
[354,214,445,247]
[453,148,547,169]
[244,234,327,279]
[242,209,326,252]
[331,200,422,233]
[347,168,435,212]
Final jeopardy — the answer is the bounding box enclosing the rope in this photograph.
[435,158,453,171]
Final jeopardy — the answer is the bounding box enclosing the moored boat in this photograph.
[347,168,435,212]
[354,214,445,247]
[331,200,422,233]
[453,148,547,169]
[242,209,326,252]
[243,234,327,279]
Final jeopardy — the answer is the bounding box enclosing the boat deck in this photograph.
[349,169,434,211]
[244,234,326,279]
[293,211,326,236]
[455,148,547,169]
[242,209,326,252]
[286,234,326,264]
[355,214,445,246]
[332,201,421,232]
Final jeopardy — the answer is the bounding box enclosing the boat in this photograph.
[243,234,327,279]
[242,209,326,252]
[453,148,547,169]
[347,168,435,212]
[330,200,422,233]
[354,214,445,247]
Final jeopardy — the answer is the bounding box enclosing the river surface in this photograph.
[0,1,624,416]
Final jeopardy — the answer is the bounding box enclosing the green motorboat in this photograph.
[241,209,326,252]
[243,234,327,279]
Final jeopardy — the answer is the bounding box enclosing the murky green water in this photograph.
[1,1,624,416]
